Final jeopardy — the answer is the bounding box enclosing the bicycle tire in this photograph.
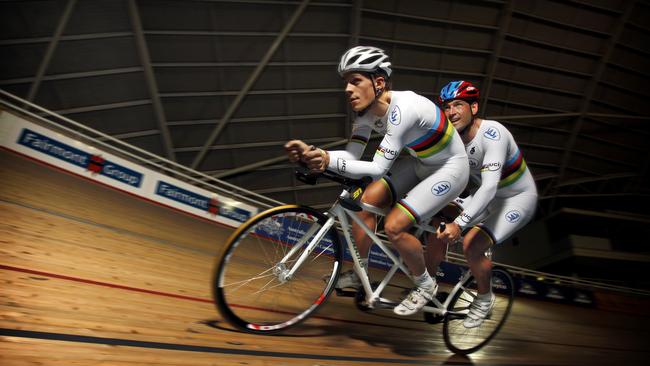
[213,205,343,334]
[442,267,515,354]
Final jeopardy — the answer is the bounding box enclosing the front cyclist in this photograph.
[285,46,468,316]
[429,81,538,327]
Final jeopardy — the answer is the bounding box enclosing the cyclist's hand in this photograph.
[284,140,309,163]
[302,146,330,173]
[437,222,462,244]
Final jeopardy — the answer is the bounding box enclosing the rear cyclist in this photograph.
[428,81,538,327]
[285,46,469,316]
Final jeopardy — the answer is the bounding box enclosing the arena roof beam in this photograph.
[361,8,499,31]
[359,35,493,55]
[481,0,513,113]
[127,0,176,162]
[167,113,346,126]
[152,61,338,67]
[26,0,77,103]
[0,67,143,85]
[504,33,601,58]
[144,30,348,38]
[190,0,311,170]
[498,55,592,78]
[551,0,636,208]
[554,173,638,188]
[0,32,132,46]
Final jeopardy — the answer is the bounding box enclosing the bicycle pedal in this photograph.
[335,288,357,297]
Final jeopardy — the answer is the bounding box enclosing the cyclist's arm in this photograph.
[454,136,507,230]
[327,123,371,161]
[326,122,407,180]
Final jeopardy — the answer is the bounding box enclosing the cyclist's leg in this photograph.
[384,208,424,274]
[336,178,393,289]
[392,157,468,268]
[424,203,463,276]
[460,193,536,328]
[467,191,537,293]
[351,180,393,259]
[389,159,468,315]
[463,226,494,294]
[379,157,428,274]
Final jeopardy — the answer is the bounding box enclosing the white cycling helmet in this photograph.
[338,46,392,78]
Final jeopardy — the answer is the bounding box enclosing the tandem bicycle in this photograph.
[213,167,515,354]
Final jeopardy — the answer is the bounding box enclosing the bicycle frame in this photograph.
[280,188,474,318]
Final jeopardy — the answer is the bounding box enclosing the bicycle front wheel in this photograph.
[443,267,515,354]
[213,205,342,334]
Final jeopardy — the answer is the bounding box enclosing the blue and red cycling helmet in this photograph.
[438,81,480,105]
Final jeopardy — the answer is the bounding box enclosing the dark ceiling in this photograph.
[2,0,649,242]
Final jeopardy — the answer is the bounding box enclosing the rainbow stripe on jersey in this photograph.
[499,149,527,188]
[405,117,454,159]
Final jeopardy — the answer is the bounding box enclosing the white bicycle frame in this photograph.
[282,189,474,318]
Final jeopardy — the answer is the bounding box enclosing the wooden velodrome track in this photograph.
[1,149,649,366]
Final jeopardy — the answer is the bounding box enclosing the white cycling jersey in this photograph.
[326,91,469,223]
[453,119,538,243]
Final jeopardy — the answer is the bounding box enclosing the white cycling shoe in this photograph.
[463,293,496,328]
[393,284,437,316]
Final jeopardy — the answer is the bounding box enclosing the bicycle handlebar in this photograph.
[294,165,372,190]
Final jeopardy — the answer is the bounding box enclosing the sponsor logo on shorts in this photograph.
[389,105,401,125]
[469,146,476,155]
[459,212,472,223]
[431,181,451,196]
[505,210,521,223]
[484,127,501,140]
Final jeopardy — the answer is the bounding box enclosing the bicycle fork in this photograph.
[276,215,339,282]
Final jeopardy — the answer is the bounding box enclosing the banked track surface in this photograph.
[1,149,649,366]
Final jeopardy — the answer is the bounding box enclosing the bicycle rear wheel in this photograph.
[443,267,514,354]
[213,205,342,334]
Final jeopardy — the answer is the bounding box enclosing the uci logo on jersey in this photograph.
[376,145,398,160]
[484,127,501,140]
[481,162,502,172]
[505,210,521,223]
[431,181,451,196]
[389,105,401,125]
[337,158,347,174]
